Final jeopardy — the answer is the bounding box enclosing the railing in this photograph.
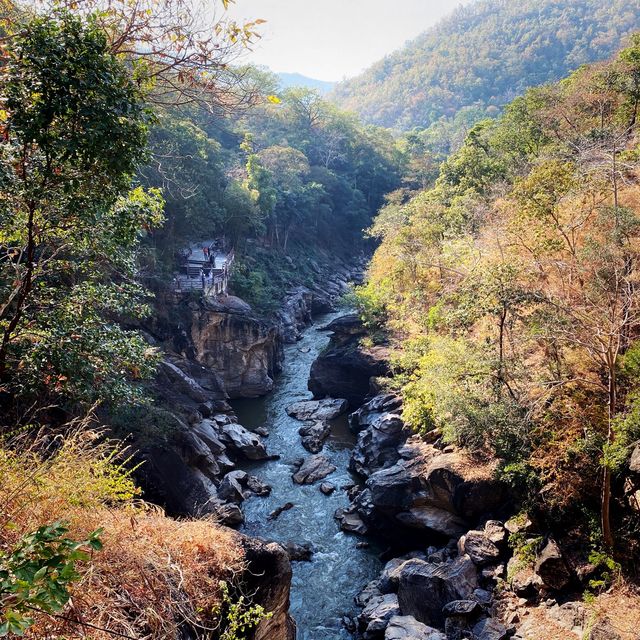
[173,248,235,296]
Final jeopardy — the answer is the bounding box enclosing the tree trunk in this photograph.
[601,363,617,549]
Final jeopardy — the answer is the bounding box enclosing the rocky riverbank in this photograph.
[305,315,631,640]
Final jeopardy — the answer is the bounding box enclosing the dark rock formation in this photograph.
[385,615,446,639]
[239,536,296,640]
[356,438,507,540]
[220,423,269,460]
[308,315,389,407]
[350,412,407,478]
[286,398,349,421]
[472,617,509,640]
[535,539,571,590]
[335,505,369,535]
[282,541,314,562]
[320,482,336,495]
[191,301,282,399]
[298,420,332,453]
[589,620,622,640]
[350,393,403,434]
[359,593,401,639]
[396,556,478,627]
[292,454,336,484]
[268,502,295,521]
[460,530,501,566]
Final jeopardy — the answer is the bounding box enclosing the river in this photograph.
[231,312,381,640]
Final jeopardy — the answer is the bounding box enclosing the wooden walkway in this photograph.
[173,241,235,297]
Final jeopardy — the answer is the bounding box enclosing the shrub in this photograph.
[0,427,249,639]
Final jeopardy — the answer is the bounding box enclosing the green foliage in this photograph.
[507,533,544,579]
[586,551,621,591]
[109,403,184,445]
[498,461,541,497]
[230,247,316,313]
[0,11,163,410]
[399,336,529,459]
[363,26,640,545]
[0,523,102,636]
[333,0,640,131]
[215,580,271,640]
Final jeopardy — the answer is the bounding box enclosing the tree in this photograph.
[26,0,265,112]
[0,11,163,421]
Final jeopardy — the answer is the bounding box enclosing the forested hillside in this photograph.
[141,80,403,309]
[332,0,640,131]
[357,36,640,554]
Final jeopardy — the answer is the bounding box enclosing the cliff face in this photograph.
[308,314,390,407]
[190,298,283,399]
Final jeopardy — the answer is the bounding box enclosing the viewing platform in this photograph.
[173,240,235,297]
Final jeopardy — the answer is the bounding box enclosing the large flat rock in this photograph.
[286,398,349,421]
[292,455,336,484]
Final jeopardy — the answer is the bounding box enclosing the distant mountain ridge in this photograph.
[331,0,640,130]
[277,72,336,94]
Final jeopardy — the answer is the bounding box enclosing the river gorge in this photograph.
[232,312,382,640]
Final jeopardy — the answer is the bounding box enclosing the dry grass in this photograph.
[591,585,640,639]
[0,428,245,639]
[497,582,640,640]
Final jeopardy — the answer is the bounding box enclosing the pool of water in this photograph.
[231,313,381,640]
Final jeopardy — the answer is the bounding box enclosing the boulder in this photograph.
[506,557,542,597]
[191,419,227,455]
[335,505,369,535]
[299,420,332,453]
[471,618,509,640]
[268,502,294,521]
[246,475,271,496]
[384,616,446,640]
[472,588,493,607]
[286,398,349,421]
[309,316,390,407]
[218,470,248,503]
[350,394,403,434]
[158,360,208,403]
[282,541,314,562]
[211,500,244,526]
[356,580,383,608]
[546,601,586,636]
[535,539,571,590]
[360,594,400,639]
[239,537,296,640]
[589,620,622,640]
[321,313,366,338]
[292,455,336,484]
[396,506,468,538]
[461,530,501,566]
[366,463,416,513]
[320,482,336,495]
[220,423,269,460]
[379,555,426,594]
[397,557,478,627]
[484,521,508,546]
[350,413,407,477]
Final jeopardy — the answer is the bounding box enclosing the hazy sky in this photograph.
[226,1,472,81]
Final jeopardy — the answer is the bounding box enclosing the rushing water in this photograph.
[232,313,382,640]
